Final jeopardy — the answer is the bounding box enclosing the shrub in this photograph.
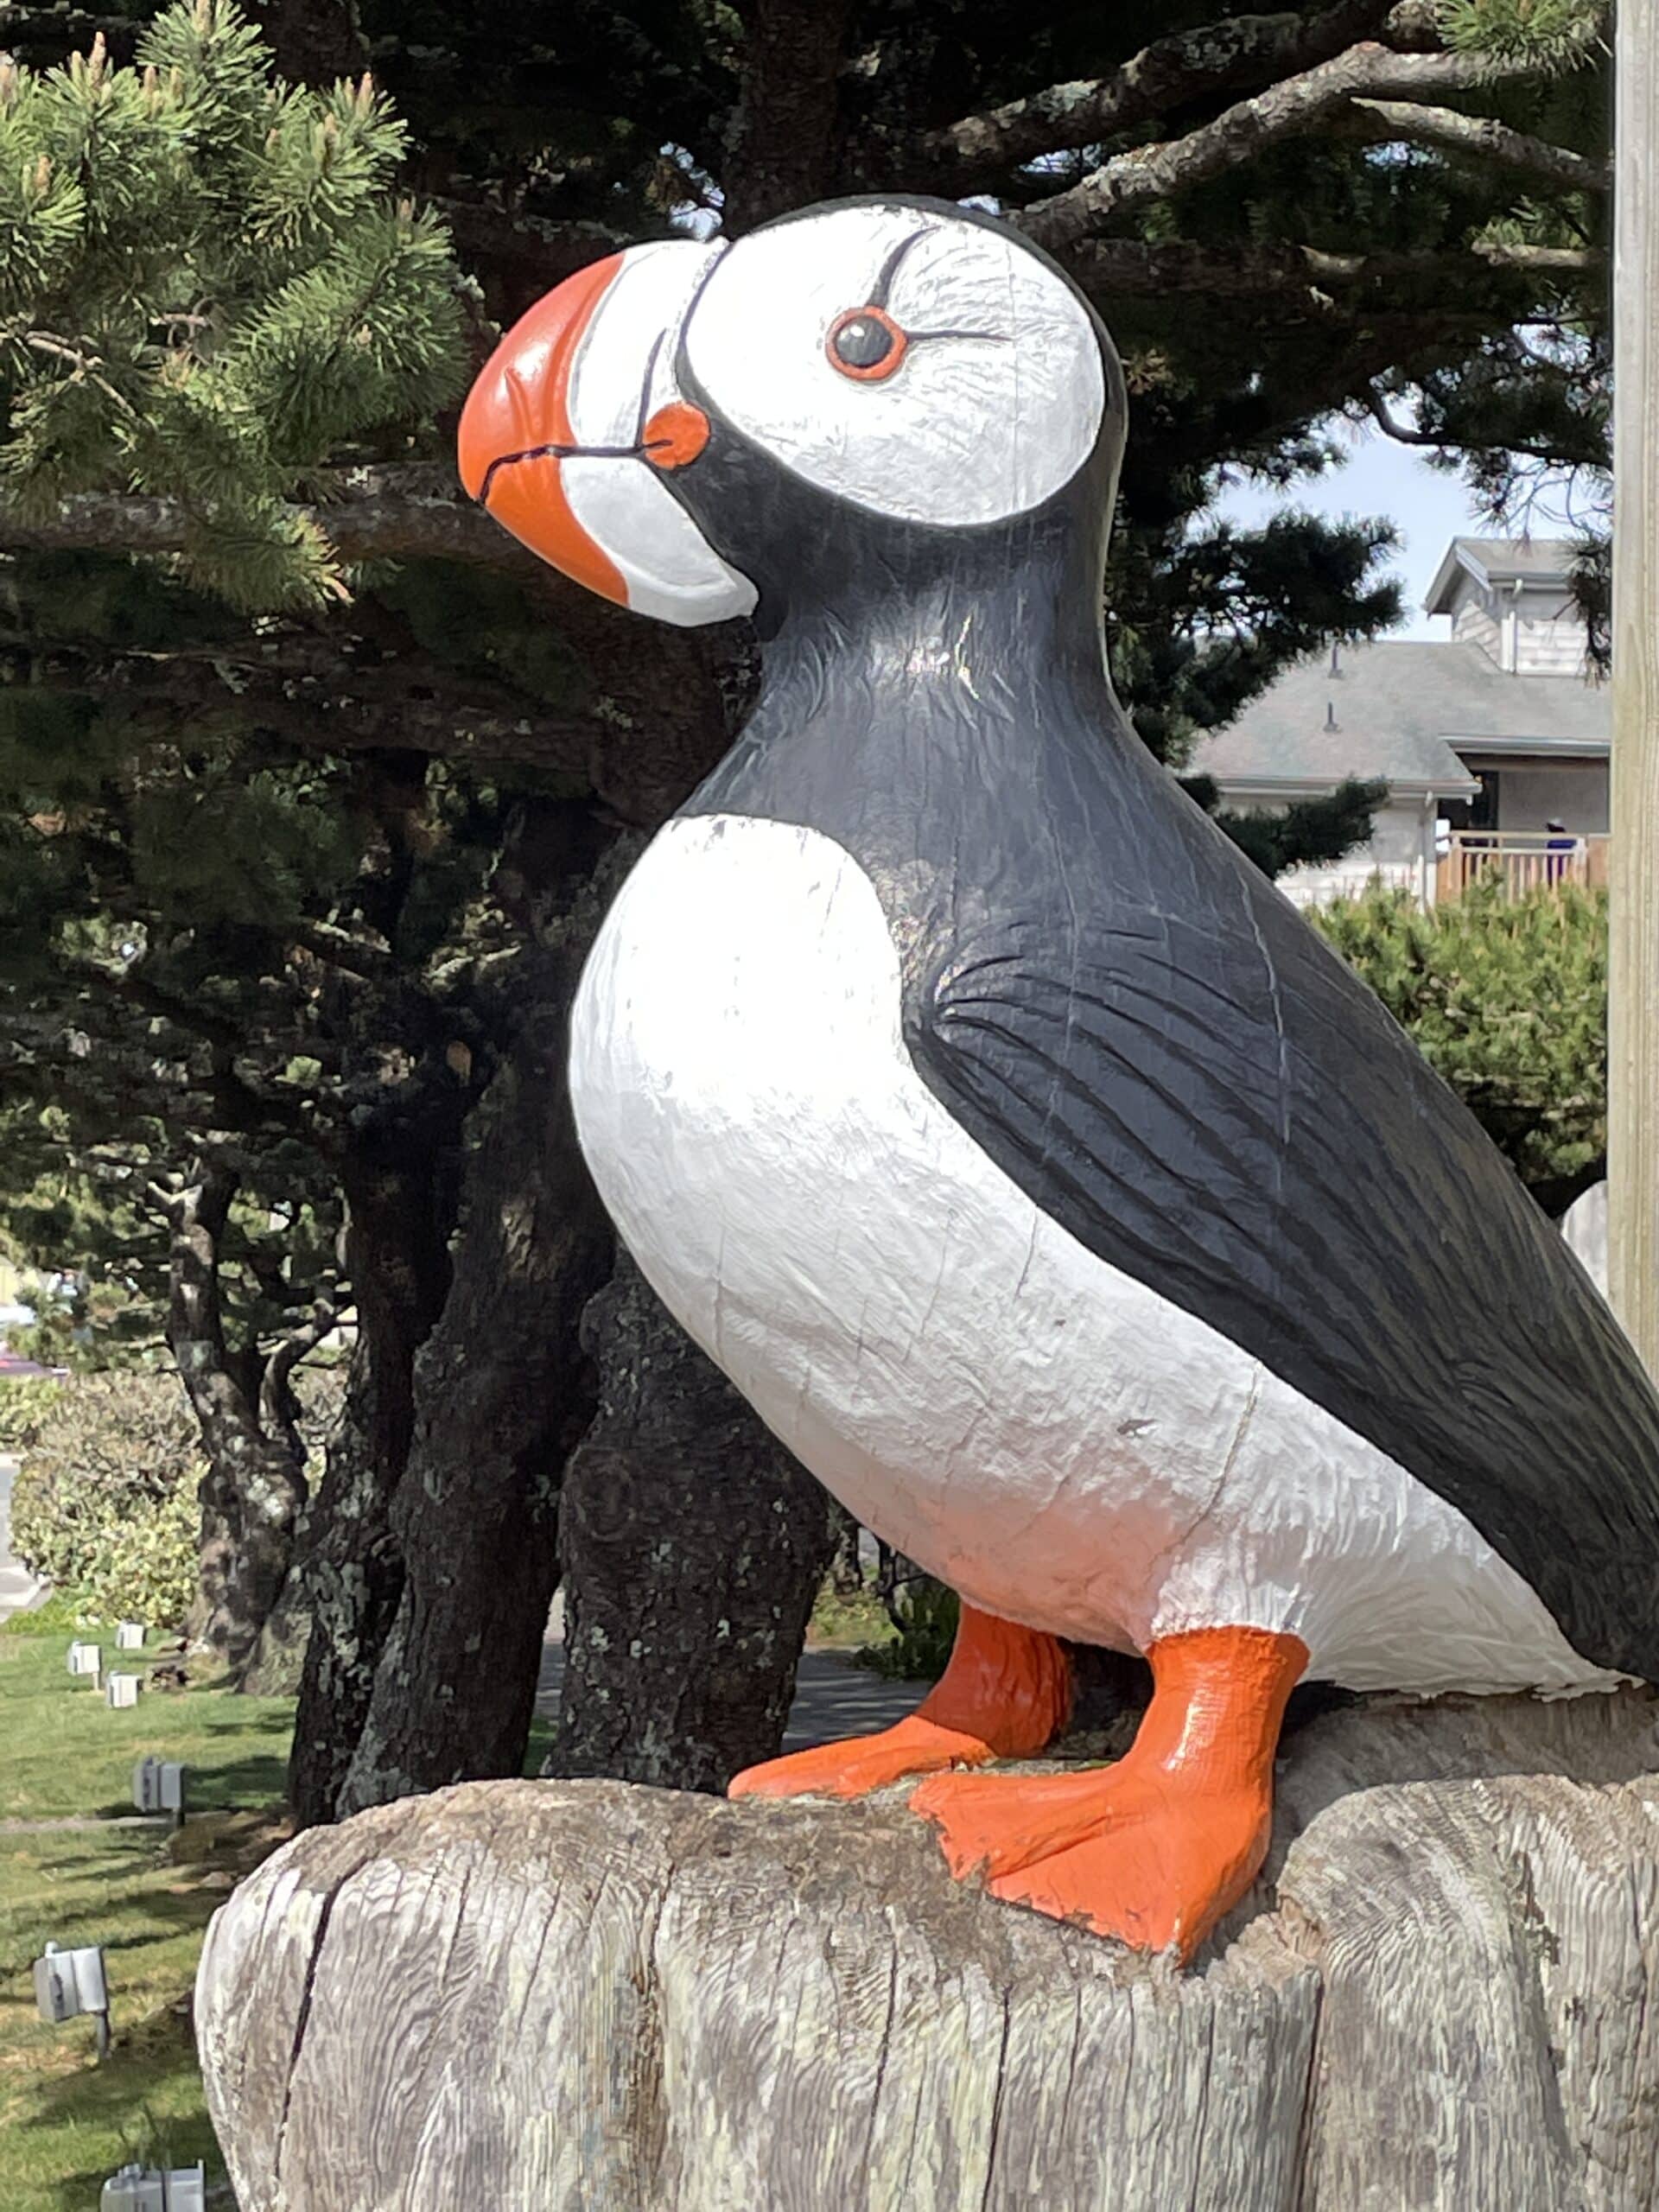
[1311,878,1606,1193]
[11,1373,204,1630]
[854,1577,960,1681]
[810,1577,895,1651]
[0,1375,62,1451]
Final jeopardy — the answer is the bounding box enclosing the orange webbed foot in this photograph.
[912,1625,1307,1961]
[728,1605,1070,1802]
[728,1713,994,1801]
[912,1760,1274,1956]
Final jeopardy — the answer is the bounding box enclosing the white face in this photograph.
[458,200,1112,626]
[685,203,1108,531]
[560,239,758,626]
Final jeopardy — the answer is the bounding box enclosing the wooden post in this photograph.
[1609,0,1659,1374]
[197,1689,1659,2212]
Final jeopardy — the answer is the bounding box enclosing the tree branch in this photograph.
[1063,236,1602,300]
[923,0,1406,190]
[4,985,316,1149]
[0,465,511,569]
[258,1294,342,1456]
[1363,382,1598,458]
[1343,98,1611,189]
[290,918,402,980]
[106,968,251,1053]
[159,1166,249,1451]
[1470,240,1602,271]
[0,630,607,775]
[1015,35,1590,251]
[0,505,737,812]
[431,197,637,296]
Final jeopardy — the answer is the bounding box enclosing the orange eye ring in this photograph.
[826,305,908,383]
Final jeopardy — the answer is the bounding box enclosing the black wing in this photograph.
[905,884,1659,1681]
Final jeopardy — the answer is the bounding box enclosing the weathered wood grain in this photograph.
[1609,0,1659,1373]
[200,1686,1659,2211]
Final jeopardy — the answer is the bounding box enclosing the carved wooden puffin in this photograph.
[458,197,1659,1959]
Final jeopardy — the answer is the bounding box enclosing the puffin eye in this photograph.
[827,306,907,383]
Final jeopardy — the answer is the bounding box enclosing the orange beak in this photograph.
[457,254,630,605]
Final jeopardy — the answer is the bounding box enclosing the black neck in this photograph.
[744,497,1121,751]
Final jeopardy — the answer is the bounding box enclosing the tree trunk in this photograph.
[204,1433,312,1671]
[239,1392,355,1704]
[546,1253,836,1794]
[200,1683,1659,2212]
[195,1433,309,1671]
[281,1141,454,1810]
[185,1487,236,1650]
[161,1167,310,1673]
[826,1500,864,1597]
[251,0,366,86]
[335,980,612,1814]
[239,1296,346,1696]
[721,0,854,231]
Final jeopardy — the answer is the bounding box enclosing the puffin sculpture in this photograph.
[458,197,1659,1960]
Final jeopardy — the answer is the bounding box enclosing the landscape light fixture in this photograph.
[99,2163,206,2210]
[105,1673,141,1709]
[67,1640,100,1684]
[32,1940,111,2059]
[132,1756,187,1831]
[115,1622,146,1651]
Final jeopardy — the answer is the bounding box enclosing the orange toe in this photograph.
[982,1776,1272,1957]
[728,1713,994,1801]
[909,1764,1113,1879]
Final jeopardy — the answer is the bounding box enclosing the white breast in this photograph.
[570,812,1613,1696]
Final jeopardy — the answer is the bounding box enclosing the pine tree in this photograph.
[0,1,467,606]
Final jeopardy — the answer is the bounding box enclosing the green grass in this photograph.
[526,1712,555,1771]
[0,1624,296,2211]
[0,1827,251,2206]
[0,1611,563,2209]
[0,1630,293,1825]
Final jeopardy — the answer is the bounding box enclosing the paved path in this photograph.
[0,1455,42,1626]
[536,1637,923,1753]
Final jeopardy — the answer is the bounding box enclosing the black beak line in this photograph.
[477,438,664,505]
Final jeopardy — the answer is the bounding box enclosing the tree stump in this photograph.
[198,1687,1659,2211]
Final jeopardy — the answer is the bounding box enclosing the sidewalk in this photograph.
[0,1455,44,1626]
[536,1613,923,1753]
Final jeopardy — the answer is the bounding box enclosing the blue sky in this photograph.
[1210,424,1499,640]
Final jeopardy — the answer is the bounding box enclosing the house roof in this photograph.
[1422,536,1578,613]
[1188,639,1610,798]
